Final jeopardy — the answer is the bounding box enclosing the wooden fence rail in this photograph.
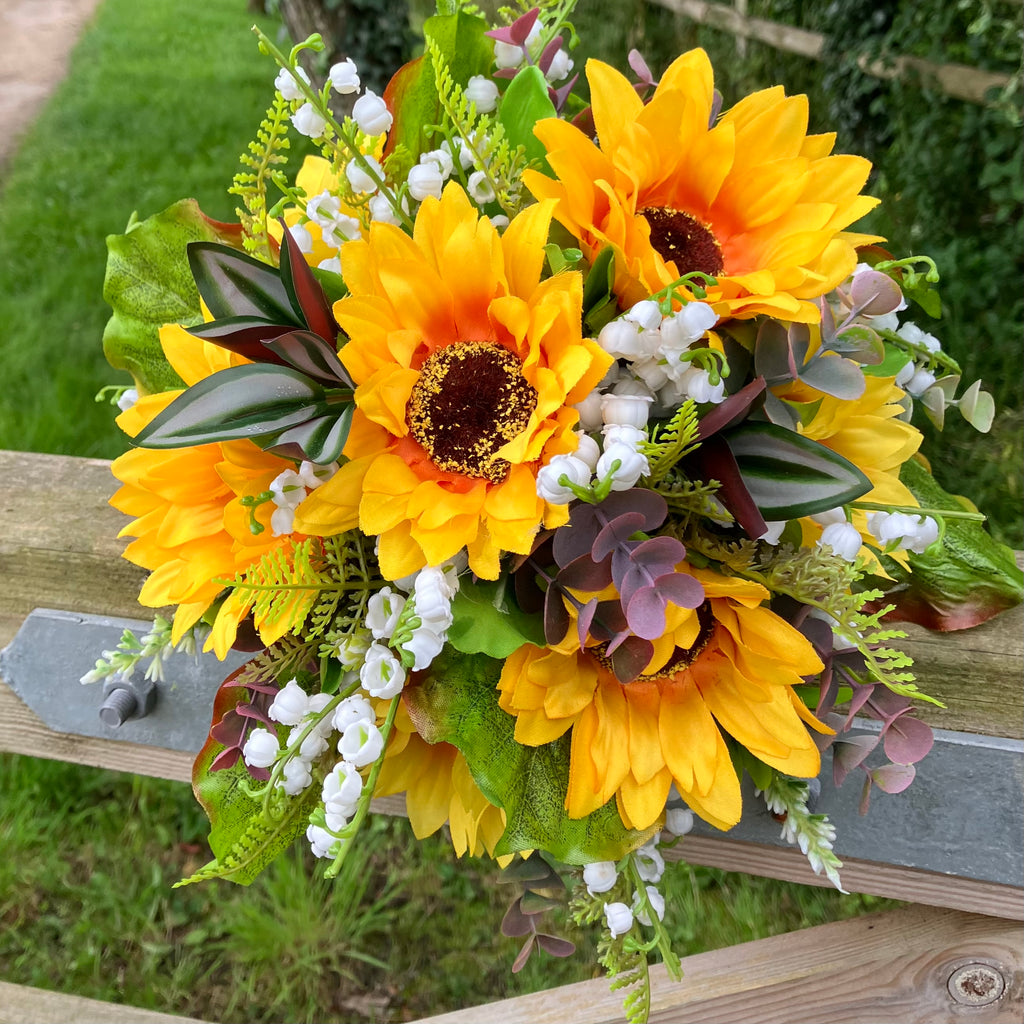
[650,0,1018,106]
[1,449,1022,1023]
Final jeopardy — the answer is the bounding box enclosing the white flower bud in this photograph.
[292,102,327,139]
[242,727,279,769]
[329,58,360,95]
[352,90,392,136]
[332,694,376,733]
[624,300,662,331]
[298,460,339,490]
[756,521,787,545]
[270,469,306,509]
[338,718,384,767]
[270,506,295,537]
[810,507,847,527]
[598,319,648,360]
[817,521,862,562]
[634,884,666,926]
[603,901,634,939]
[465,74,499,113]
[275,66,310,101]
[407,162,444,202]
[323,759,363,813]
[365,587,406,640]
[268,679,311,726]
[493,39,525,70]
[583,861,617,895]
[905,367,937,397]
[278,757,313,795]
[544,47,573,82]
[333,631,371,669]
[287,222,313,254]
[116,388,139,412]
[441,137,474,170]
[368,193,403,226]
[679,365,725,404]
[574,391,604,431]
[403,626,446,671]
[635,842,665,883]
[292,722,329,761]
[665,807,694,836]
[601,391,653,429]
[307,823,338,859]
[597,441,649,490]
[345,155,382,194]
[601,423,646,448]
[573,432,601,471]
[360,642,406,698]
[660,302,717,345]
[467,170,496,205]
[536,454,592,504]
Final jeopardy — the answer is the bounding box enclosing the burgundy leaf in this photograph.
[882,714,934,764]
[627,48,656,86]
[831,734,879,787]
[557,553,613,592]
[843,684,876,731]
[859,772,873,815]
[601,488,668,530]
[235,702,276,727]
[187,317,296,362]
[278,219,337,343]
[209,747,242,772]
[687,435,768,538]
[511,936,536,974]
[536,934,577,958]
[537,35,564,77]
[210,708,245,749]
[500,898,534,938]
[576,597,599,649]
[610,635,655,683]
[544,586,570,644]
[870,762,916,794]
[630,535,687,571]
[587,600,629,643]
[867,687,913,722]
[520,891,561,915]
[696,377,767,440]
[486,6,540,46]
[593,511,648,562]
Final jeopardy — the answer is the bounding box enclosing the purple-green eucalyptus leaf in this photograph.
[957,380,994,432]
[557,554,613,593]
[536,934,576,957]
[722,421,872,520]
[882,712,934,765]
[832,734,878,787]
[608,635,655,682]
[500,898,533,937]
[798,353,866,400]
[869,762,916,794]
[187,242,298,325]
[511,936,536,973]
[132,364,328,449]
[829,325,885,365]
[849,270,903,316]
[754,320,800,383]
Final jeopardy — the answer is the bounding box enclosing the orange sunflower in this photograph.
[111,325,299,657]
[497,566,830,832]
[294,183,612,580]
[523,51,881,322]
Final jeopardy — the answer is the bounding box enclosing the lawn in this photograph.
[0,0,1017,1019]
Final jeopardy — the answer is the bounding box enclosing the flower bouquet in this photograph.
[94,2,1022,1018]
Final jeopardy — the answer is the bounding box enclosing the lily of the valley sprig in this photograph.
[96,3,1022,1021]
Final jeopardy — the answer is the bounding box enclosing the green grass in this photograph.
[0,752,888,1022]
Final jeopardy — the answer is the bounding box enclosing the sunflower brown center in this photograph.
[640,207,724,279]
[407,341,537,484]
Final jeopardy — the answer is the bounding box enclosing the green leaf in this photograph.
[187,242,298,325]
[381,11,494,163]
[102,200,242,394]
[723,421,872,519]
[448,579,546,657]
[499,65,557,170]
[133,364,329,448]
[405,649,659,864]
[582,245,618,334]
[877,458,1023,630]
[179,756,321,887]
[902,276,942,318]
[863,342,913,378]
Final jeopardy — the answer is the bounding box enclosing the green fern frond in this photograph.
[426,36,529,217]
[229,92,293,261]
[643,400,700,482]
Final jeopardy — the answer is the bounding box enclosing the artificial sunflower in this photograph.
[294,183,612,580]
[497,567,829,832]
[523,51,880,322]
[111,325,297,655]
[374,698,506,858]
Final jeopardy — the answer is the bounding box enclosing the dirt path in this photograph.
[0,0,103,171]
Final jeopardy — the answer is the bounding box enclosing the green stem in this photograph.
[849,501,986,522]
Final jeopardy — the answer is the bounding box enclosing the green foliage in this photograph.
[406,648,660,863]
[447,578,546,657]
[643,399,701,482]
[229,92,293,260]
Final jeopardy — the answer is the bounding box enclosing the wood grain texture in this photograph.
[1,450,1020,738]
[0,981,209,1024]
[416,905,1024,1024]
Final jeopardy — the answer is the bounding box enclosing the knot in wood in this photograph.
[946,962,1006,1006]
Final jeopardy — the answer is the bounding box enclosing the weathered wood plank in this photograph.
[0,981,209,1024]
[415,905,1024,1024]
[1,450,1021,738]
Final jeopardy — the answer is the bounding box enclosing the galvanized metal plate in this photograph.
[2,607,1021,888]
